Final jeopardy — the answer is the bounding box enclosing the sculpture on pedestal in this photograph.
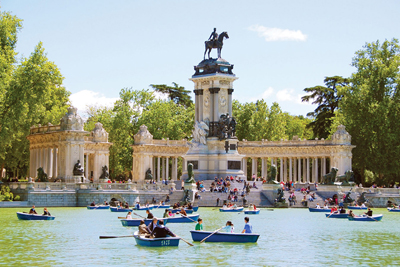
[37,167,48,182]
[343,191,355,204]
[357,192,367,205]
[204,29,229,59]
[336,170,354,185]
[145,168,153,180]
[100,166,109,180]
[192,121,209,145]
[275,188,286,203]
[267,164,278,184]
[217,114,236,140]
[321,167,338,185]
[73,160,84,176]
[185,163,196,183]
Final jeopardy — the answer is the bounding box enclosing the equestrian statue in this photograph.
[204,28,229,60]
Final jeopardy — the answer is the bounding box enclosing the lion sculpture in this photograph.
[336,170,354,185]
[37,167,48,182]
[321,167,338,185]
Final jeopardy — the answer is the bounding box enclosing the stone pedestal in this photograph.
[184,182,197,203]
[262,183,288,208]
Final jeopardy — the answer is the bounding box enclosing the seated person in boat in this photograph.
[323,203,329,209]
[29,205,37,214]
[150,220,176,238]
[361,203,366,208]
[315,203,321,209]
[42,207,51,216]
[241,217,253,234]
[104,201,109,206]
[253,204,257,210]
[126,211,132,219]
[364,208,373,216]
[90,201,96,207]
[339,207,346,214]
[233,204,238,209]
[195,218,203,231]
[248,204,254,211]
[348,210,355,217]
[139,220,150,236]
[178,208,187,216]
[146,210,154,219]
[330,206,338,213]
[163,209,170,218]
[147,217,158,233]
[117,202,121,208]
[187,203,193,210]
[222,221,234,233]
[222,204,227,209]
[135,202,140,209]
[124,202,129,209]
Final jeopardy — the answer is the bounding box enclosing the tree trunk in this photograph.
[0,162,3,179]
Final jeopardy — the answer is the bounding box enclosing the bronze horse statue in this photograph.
[204,31,229,60]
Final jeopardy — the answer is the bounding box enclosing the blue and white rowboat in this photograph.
[387,208,400,212]
[190,230,259,243]
[169,209,194,214]
[133,231,180,247]
[121,218,169,227]
[110,207,133,212]
[153,205,171,209]
[165,214,199,223]
[87,205,110,210]
[325,213,349,219]
[244,209,260,215]
[348,206,367,210]
[308,207,331,212]
[348,214,383,221]
[133,205,154,210]
[16,212,55,221]
[219,207,244,212]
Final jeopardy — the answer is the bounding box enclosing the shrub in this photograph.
[14,195,20,201]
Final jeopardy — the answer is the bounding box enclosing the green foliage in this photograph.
[339,39,400,183]
[302,76,349,139]
[150,82,192,108]
[0,12,70,178]
[0,185,13,201]
[14,195,20,201]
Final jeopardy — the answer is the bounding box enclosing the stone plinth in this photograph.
[184,182,197,203]
[262,183,288,208]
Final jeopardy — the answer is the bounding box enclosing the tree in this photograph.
[339,39,400,184]
[302,76,349,139]
[150,82,192,107]
[0,11,70,179]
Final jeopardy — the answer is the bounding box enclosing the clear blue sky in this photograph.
[3,0,400,116]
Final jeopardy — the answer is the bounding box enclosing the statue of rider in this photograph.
[208,28,218,46]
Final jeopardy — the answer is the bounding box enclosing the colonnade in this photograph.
[29,147,58,178]
[242,156,330,183]
[151,156,180,181]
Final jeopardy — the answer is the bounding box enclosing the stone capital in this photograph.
[228,89,234,95]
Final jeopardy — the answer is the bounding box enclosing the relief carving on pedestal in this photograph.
[203,89,210,121]
[219,89,228,114]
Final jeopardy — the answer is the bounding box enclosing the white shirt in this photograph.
[126,215,132,219]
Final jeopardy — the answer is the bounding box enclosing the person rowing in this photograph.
[364,208,373,217]
[147,217,158,233]
[150,220,175,238]
[348,210,355,217]
[126,211,132,219]
[90,201,96,207]
[29,205,37,214]
[178,208,187,216]
[146,210,154,219]
[42,207,51,216]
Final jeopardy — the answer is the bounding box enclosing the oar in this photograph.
[367,215,379,222]
[327,211,335,218]
[99,235,135,239]
[174,234,194,246]
[134,212,146,219]
[200,227,224,243]
[180,214,197,223]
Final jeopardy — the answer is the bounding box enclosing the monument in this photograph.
[182,29,245,180]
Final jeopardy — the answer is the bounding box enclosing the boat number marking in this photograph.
[161,240,170,246]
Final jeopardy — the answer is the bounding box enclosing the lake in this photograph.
[0,207,399,266]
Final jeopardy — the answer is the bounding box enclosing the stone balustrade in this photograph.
[29,124,61,134]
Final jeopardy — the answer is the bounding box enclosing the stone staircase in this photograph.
[283,190,323,208]
[192,180,273,207]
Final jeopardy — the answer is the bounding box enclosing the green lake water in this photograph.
[0,207,399,266]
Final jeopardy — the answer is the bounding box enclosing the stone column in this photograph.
[166,157,170,180]
[228,89,234,116]
[322,157,326,176]
[283,158,287,182]
[42,147,47,174]
[35,148,40,176]
[199,90,204,121]
[85,153,89,179]
[209,89,214,122]
[242,157,247,178]
[298,158,301,183]
[157,156,161,181]
[306,157,310,183]
[162,157,165,180]
[315,157,319,183]
[53,148,57,178]
[213,88,220,123]
[174,157,178,180]
[47,147,52,177]
[293,158,297,182]
[93,153,99,182]
[194,89,199,121]
[289,158,292,182]
[251,157,257,178]
[279,158,283,182]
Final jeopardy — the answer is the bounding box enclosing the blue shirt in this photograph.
[243,222,253,233]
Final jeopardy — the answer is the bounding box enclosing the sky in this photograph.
[3,0,400,117]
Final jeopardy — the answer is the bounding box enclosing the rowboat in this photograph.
[87,205,110,210]
[244,209,260,215]
[133,205,154,210]
[121,218,169,227]
[348,206,367,210]
[165,214,199,223]
[190,230,259,243]
[325,213,349,219]
[153,205,171,209]
[133,231,180,247]
[348,214,383,221]
[308,207,331,212]
[110,207,133,212]
[387,208,400,212]
[16,212,55,221]
[169,209,194,214]
[219,207,244,212]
